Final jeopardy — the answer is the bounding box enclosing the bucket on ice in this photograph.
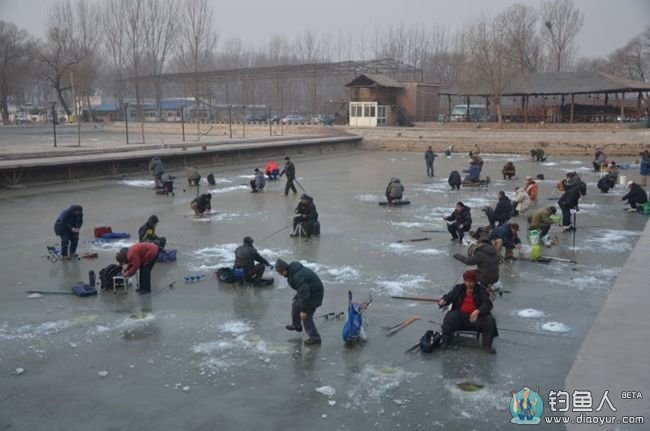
[619,175,627,186]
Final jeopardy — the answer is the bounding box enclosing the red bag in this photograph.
[94,226,113,238]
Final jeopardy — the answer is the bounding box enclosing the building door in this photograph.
[377,106,387,126]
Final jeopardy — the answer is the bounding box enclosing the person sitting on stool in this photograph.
[385,178,405,204]
[438,270,498,354]
[292,194,319,237]
[622,181,648,212]
[186,166,201,186]
[234,236,271,284]
[191,193,212,217]
[444,202,472,243]
[250,168,266,193]
[53,205,83,260]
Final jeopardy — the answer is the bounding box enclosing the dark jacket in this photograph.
[295,200,318,222]
[558,179,586,209]
[641,154,650,176]
[254,171,266,189]
[502,162,516,175]
[149,157,165,176]
[463,164,481,182]
[54,205,83,234]
[425,150,436,164]
[442,283,493,317]
[448,171,461,188]
[280,161,295,179]
[234,243,269,270]
[386,179,404,199]
[445,206,472,230]
[597,176,615,193]
[493,195,514,221]
[193,194,212,212]
[529,207,554,229]
[453,242,500,286]
[287,261,324,311]
[622,184,648,204]
[488,223,521,249]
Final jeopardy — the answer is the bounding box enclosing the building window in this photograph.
[364,104,370,117]
[370,105,376,118]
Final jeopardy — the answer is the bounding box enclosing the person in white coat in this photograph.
[512,186,531,216]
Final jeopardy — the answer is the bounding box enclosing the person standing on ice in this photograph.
[53,205,83,259]
[424,146,437,177]
[276,259,324,346]
[280,156,297,196]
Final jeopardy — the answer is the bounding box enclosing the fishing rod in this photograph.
[390,295,441,303]
[293,179,308,194]
[394,237,431,243]
[428,320,564,338]
[540,256,578,264]
[257,223,292,243]
[384,315,420,337]
[421,230,447,233]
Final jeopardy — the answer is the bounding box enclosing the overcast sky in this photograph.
[1,0,648,58]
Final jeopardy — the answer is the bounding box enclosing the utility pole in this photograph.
[51,102,57,148]
[124,103,130,145]
[181,104,185,142]
[228,105,232,139]
[269,106,272,136]
[243,105,246,138]
[70,71,81,147]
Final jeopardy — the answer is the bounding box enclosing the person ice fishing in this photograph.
[186,166,201,186]
[528,206,557,238]
[557,172,586,231]
[191,193,212,217]
[292,194,319,237]
[424,146,437,177]
[444,144,454,156]
[234,236,271,284]
[622,181,648,212]
[512,387,540,421]
[265,160,280,181]
[597,173,617,193]
[53,205,83,259]
[502,161,516,180]
[512,186,531,216]
[438,270,498,354]
[444,201,472,243]
[149,157,165,188]
[489,222,521,261]
[116,242,159,295]
[483,191,513,228]
[250,168,266,193]
[639,150,650,187]
[462,163,482,184]
[448,170,462,190]
[385,177,405,204]
[525,176,538,207]
[530,148,546,162]
[276,259,324,346]
[593,150,607,172]
[138,215,166,249]
[607,161,620,183]
[453,236,500,288]
[280,156,297,196]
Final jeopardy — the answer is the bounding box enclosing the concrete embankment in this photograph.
[351,125,650,156]
[564,219,649,429]
[0,134,360,187]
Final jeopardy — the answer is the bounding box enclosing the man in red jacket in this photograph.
[116,243,159,294]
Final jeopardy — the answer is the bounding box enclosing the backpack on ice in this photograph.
[99,264,123,291]
[342,291,369,343]
[216,267,237,283]
[157,249,177,262]
[419,330,443,353]
[94,226,112,238]
[71,282,97,297]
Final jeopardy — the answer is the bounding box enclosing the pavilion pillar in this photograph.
[466,97,470,122]
[560,94,565,123]
[638,92,642,119]
[570,94,574,124]
[448,95,452,117]
[620,92,625,121]
[485,96,489,117]
[522,96,527,123]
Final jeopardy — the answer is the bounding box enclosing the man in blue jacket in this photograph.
[276,259,324,345]
[53,205,83,259]
[488,222,521,260]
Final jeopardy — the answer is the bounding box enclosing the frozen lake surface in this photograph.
[0,150,646,430]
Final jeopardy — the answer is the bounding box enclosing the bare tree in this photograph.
[0,21,32,123]
[466,13,517,124]
[541,0,584,72]
[501,4,542,73]
[143,0,179,118]
[102,0,128,117]
[121,0,145,125]
[72,0,101,121]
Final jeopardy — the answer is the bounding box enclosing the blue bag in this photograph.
[71,282,98,297]
[342,291,366,342]
[100,232,131,239]
[157,249,177,262]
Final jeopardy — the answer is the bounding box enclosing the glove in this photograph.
[268,264,274,270]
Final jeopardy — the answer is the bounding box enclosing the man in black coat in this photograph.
[234,236,271,283]
[292,194,319,237]
[438,270,498,354]
[276,259,324,345]
[557,172,586,231]
[453,236,500,287]
[280,156,297,196]
[483,191,513,228]
[53,205,83,259]
[448,170,461,191]
[191,193,212,217]
[424,146,437,177]
[622,181,648,211]
[444,202,472,243]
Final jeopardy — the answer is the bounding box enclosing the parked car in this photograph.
[254,114,269,122]
[243,113,256,123]
[282,114,306,124]
[269,115,282,124]
[450,105,487,122]
[314,115,334,126]
[14,112,30,125]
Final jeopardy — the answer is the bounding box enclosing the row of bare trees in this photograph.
[0,0,648,124]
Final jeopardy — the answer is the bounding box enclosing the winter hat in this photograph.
[627,181,634,188]
[463,270,478,282]
[275,259,289,273]
[243,236,253,244]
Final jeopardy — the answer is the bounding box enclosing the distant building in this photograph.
[345,73,440,127]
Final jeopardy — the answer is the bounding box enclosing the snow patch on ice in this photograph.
[356,194,382,202]
[373,275,430,296]
[346,365,418,412]
[208,185,249,194]
[94,313,156,335]
[299,261,361,283]
[582,229,639,253]
[414,248,447,256]
[541,321,571,333]
[516,309,545,319]
[316,386,336,397]
[88,239,135,251]
[389,221,429,229]
[118,179,155,188]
